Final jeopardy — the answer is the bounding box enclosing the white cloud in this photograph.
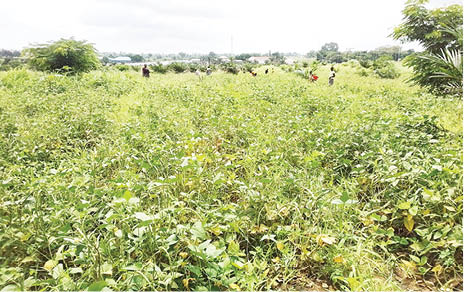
[0,0,460,53]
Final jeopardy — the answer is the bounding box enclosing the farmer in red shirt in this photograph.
[309,70,318,82]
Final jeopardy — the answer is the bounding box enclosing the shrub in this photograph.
[167,62,188,73]
[356,68,370,77]
[114,64,130,71]
[150,63,168,74]
[188,63,199,73]
[0,58,24,71]
[241,63,254,73]
[359,58,373,68]
[23,38,100,74]
[221,62,239,74]
[373,57,400,79]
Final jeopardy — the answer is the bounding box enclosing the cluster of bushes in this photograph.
[0,58,24,71]
[349,56,400,79]
[123,62,257,75]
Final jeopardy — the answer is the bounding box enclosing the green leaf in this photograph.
[69,267,83,274]
[409,205,419,216]
[204,244,224,258]
[410,254,420,263]
[87,280,107,291]
[1,285,20,291]
[101,262,112,275]
[191,221,207,240]
[134,212,153,221]
[122,190,133,201]
[420,256,428,266]
[340,191,350,203]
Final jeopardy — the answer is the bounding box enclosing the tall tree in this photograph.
[23,38,100,74]
[392,0,462,95]
[321,42,339,52]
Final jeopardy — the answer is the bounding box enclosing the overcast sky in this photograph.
[0,0,461,54]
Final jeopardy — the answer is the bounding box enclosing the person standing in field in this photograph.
[309,70,318,82]
[142,64,150,78]
[206,67,212,76]
[328,66,335,86]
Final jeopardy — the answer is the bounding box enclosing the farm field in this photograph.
[0,65,462,291]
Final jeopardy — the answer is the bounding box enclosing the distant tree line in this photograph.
[0,49,21,58]
[306,42,415,64]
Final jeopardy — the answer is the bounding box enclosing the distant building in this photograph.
[218,56,230,63]
[248,56,270,64]
[109,56,131,63]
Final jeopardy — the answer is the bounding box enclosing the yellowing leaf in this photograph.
[196,154,206,162]
[398,201,411,210]
[276,241,285,251]
[20,233,31,242]
[272,257,280,263]
[44,260,57,272]
[229,283,241,291]
[183,278,194,290]
[347,277,360,290]
[179,252,188,259]
[21,256,35,263]
[209,226,222,236]
[362,218,374,226]
[432,264,443,275]
[333,255,344,263]
[404,215,414,232]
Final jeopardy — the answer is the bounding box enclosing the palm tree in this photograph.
[418,24,463,96]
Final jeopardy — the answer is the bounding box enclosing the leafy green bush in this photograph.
[188,63,199,73]
[150,63,168,74]
[221,62,240,74]
[359,58,373,68]
[241,63,254,73]
[114,64,130,71]
[23,38,100,74]
[356,68,370,77]
[167,62,188,73]
[373,57,400,79]
[0,58,24,71]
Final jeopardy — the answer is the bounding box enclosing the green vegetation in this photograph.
[392,0,463,96]
[23,38,100,74]
[0,64,461,291]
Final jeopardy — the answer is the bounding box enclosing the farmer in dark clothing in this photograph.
[142,64,150,77]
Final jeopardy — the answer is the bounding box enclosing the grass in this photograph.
[0,64,462,291]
